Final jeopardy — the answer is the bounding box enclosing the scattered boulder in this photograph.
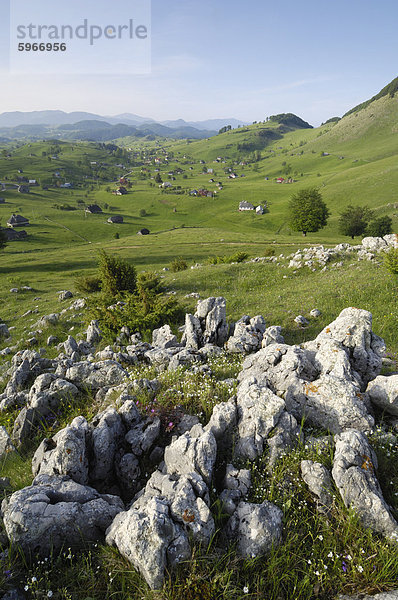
[226,315,266,353]
[0,425,16,459]
[0,323,10,338]
[222,500,283,558]
[367,374,398,416]
[332,429,398,540]
[106,497,190,590]
[58,290,73,302]
[300,460,333,506]
[2,474,124,557]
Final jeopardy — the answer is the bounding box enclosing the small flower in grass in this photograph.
[24,585,29,591]
[47,592,53,598]
[243,586,249,594]
[357,565,364,573]
[31,576,37,583]
[346,554,352,561]
[4,569,11,578]
[327,551,333,558]
[342,561,347,573]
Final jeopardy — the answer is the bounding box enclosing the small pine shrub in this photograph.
[264,246,275,257]
[384,246,398,275]
[170,257,188,272]
[98,250,136,298]
[74,275,102,294]
[139,208,147,217]
[114,232,120,239]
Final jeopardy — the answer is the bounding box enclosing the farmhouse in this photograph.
[115,187,128,195]
[1,227,27,241]
[60,182,73,188]
[276,177,285,183]
[29,180,38,186]
[85,205,102,214]
[7,214,30,228]
[161,182,173,188]
[239,201,255,211]
[256,205,265,214]
[108,216,124,224]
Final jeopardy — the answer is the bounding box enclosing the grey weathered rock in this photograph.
[65,360,128,390]
[134,470,214,544]
[164,424,217,485]
[332,429,398,540]
[300,460,333,506]
[307,307,385,389]
[32,416,90,484]
[294,315,309,327]
[47,335,58,346]
[64,335,79,357]
[2,474,123,557]
[367,374,398,416]
[338,591,398,600]
[262,325,284,348]
[267,411,301,468]
[90,407,124,483]
[115,452,141,495]
[235,378,285,460]
[181,313,202,350]
[58,290,73,301]
[205,398,237,440]
[125,417,161,457]
[190,297,228,347]
[310,308,322,318]
[0,426,16,459]
[86,320,102,346]
[226,315,266,353]
[34,313,59,329]
[223,500,283,558]
[0,323,10,338]
[12,407,37,446]
[239,338,374,434]
[106,497,190,590]
[152,325,180,349]
[168,348,203,371]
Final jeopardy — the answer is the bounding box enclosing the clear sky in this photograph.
[1,0,398,125]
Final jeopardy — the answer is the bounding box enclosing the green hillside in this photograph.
[1,79,398,333]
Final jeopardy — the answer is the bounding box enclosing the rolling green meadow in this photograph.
[1,86,398,599]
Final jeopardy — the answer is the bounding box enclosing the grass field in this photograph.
[1,92,398,599]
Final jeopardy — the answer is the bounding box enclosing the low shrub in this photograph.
[170,257,188,272]
[384,246,398,275]
[264,246,275,257]
[74,275,102,294]
[98,250,136,298]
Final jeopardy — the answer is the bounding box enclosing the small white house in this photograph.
[256,205,265,214]
[239,201,254,211]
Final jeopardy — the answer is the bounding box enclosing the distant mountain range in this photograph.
[0,111,249,142]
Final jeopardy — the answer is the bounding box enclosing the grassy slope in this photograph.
[1,99,398,599]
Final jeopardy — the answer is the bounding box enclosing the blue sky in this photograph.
[1,0,398,125]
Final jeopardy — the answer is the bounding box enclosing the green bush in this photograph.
[139,209,147,217]
[207,252,249,265]
[366,216,393,237]
[264,246,275,257]
[89,271,184,339]
[170,257,188,272]
[384,246,398,275]
[74,275,102,294]
[98,250,137,298]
